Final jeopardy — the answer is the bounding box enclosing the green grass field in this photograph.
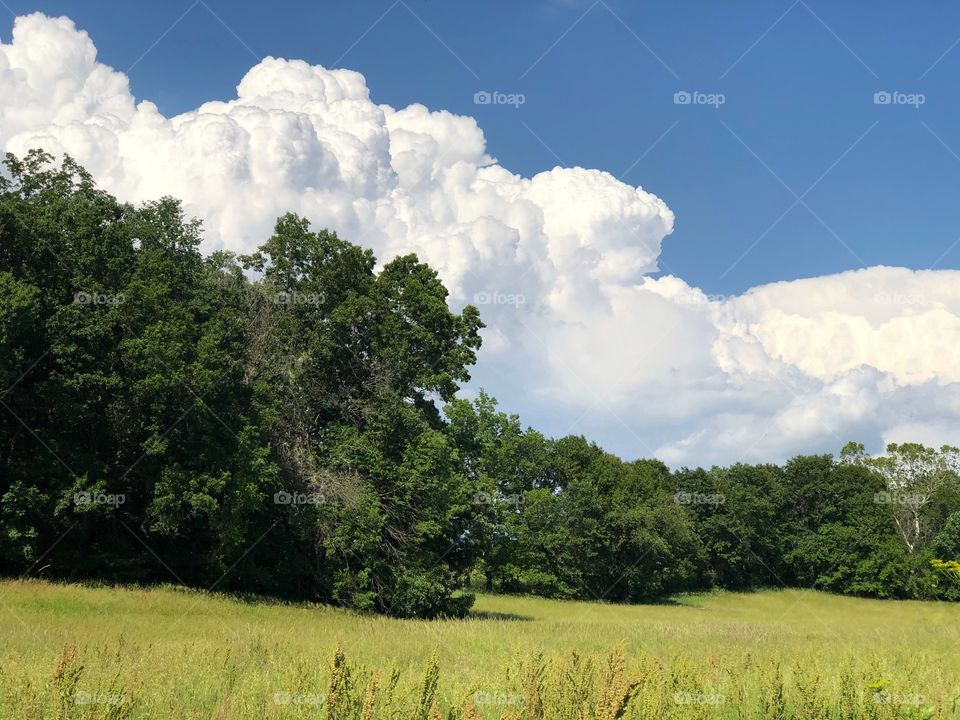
[2,579,959,718]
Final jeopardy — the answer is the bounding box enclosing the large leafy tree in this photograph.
[444,391,549,590]
[844,441,960,555]
[782,454,910,597]
[0,152,483,617]
[0,151,276,588]
[501,437,702,602]
[240,214,483,616]
[674,463,788,590]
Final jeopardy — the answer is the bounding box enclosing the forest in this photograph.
[2,150,959,619]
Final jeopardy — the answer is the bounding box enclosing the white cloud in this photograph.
[4,12,960,466]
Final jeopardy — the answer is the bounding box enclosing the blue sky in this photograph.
[5,0,960,297]
[5,2,960,464]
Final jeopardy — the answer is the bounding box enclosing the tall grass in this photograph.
[1,579,958,718]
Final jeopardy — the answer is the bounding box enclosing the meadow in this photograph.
[1,579,958,719]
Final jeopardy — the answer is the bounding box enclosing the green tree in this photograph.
[241,214,483,616]
[852,443,960,555]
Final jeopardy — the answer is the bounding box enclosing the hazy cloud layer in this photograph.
[4,13,960,466]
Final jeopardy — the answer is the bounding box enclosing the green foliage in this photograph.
[2,151,959,614]
[0,152,481,617]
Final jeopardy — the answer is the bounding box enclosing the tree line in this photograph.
[1,152,958,617]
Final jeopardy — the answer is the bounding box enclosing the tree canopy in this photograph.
[2,152,959,616]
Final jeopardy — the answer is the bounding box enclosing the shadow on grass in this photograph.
[642,597,688,606]
[6,575,336,612]
[467,609,533,621]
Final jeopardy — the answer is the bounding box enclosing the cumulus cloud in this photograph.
[4,12,960,466]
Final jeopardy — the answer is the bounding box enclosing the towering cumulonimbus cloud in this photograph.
[4,12,960,466]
